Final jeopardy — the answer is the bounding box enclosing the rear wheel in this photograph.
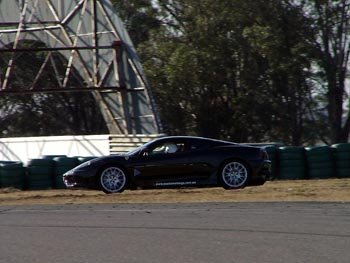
[220,160,250,189]
[99,166,128,194]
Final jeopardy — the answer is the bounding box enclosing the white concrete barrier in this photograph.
[0,135,110,163]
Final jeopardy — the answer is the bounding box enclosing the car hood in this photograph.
[92,154,131,164]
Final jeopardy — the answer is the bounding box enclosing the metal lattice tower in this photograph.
[0,0,162,134]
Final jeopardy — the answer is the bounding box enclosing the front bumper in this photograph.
[63,169,97,189]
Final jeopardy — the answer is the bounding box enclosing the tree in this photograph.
[243,0,316,145]
[111,0,161,47]
[138,0,315,144]
[304,0,350,143]
[3,0,344,144]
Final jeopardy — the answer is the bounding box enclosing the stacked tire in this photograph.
[278,147,306,180]
[42,155,67,160]
[53,157,79,189]
[0,161,25,189]
[306,146,334,179]
[264,146,278,179]
[77,156,96,165]
[27,159,54,190]
[332,143,350,178]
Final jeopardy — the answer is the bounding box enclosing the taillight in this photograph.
[260,149,269,160]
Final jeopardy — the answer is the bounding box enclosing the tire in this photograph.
[279,159,305,167]
[279,167,305,180]
[28,158,53,167]
[27,166,52,175]
[219,160,250,189]
[332,143,350,152]
[334,152,350,161]
[306,155,333,162]
[279,146,304,153]
[308,161,334,169]
[337,168,350,178]
[308,168,333,179]
[53,174,66,189]
[0,162,25,189]
[279,152,305,160]
[43,155,66,160]
[54,166,74,176]
[335,160,350,169]
[54,157,78,166]
[306,146,331,156]
[0,162,23,171]
[99,166,128,194]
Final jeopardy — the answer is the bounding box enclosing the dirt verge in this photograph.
[1,179,350,206]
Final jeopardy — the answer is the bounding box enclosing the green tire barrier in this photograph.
[27,158,54,190]
[337,168,350,178]
[335,160,350,169]
[278,147,305,180]
[279,159,305,167]
[42,155,67,160]
[53,157,79,189]
[77,156,97,164]
[332,143,350,152]
[333,153,350,161]
[279,167,305,180]
[264,146,277,179]
[306,146,334,179]
[308,168,334,178]
[306,155,333,162]
[332,143,350,178]
[0,161,25,189]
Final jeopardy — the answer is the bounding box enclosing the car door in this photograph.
[132,139,212,182]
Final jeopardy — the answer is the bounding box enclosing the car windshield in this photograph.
[126,139,156,156]
[126,146,143,156]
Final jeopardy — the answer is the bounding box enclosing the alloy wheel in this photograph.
[100,166,127,193]
[221,161,248,188]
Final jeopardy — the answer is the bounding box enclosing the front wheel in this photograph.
[99,166,128,194]
[220,160,250,189]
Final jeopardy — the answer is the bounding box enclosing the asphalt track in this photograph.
[0,202,350,263]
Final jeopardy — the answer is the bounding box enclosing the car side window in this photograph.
[149,142,186,156]
[189,144,198,151]
[187,140,209,151]
[151,145,166,155]
[175,143,185,153]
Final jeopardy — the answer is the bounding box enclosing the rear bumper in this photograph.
[261,160,272,179]
[251,160,271,186]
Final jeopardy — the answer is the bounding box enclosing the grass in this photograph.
[1,179,350,206]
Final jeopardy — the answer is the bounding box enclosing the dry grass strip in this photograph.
[1,179,350,206]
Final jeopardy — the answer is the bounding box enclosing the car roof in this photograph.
[152,136,236,146]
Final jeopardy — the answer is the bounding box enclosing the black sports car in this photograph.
[63,136,271,194]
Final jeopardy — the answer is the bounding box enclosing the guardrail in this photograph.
[109,134,163,154]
